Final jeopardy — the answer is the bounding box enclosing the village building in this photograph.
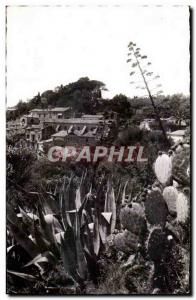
[16,107,115,151]
[167,129,186,143]
[6,120,25,138]
[39,117,113,150]
[139,117,187,132]
[7,106,17,112]
[29,107,71,120]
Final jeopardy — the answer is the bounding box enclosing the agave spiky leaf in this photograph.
[18,207,35,230]
[80,169,88,200]
[42,193,60,215]
[60,226,82,283]
[105,179,116,233]
[78,185,92,223]
[8,221,40,258]
[75,187,82,211]
[37,204,59,257]
[75,212,88,279]
[99,220,109,245]
[82,222,94,257]
[55,231,65,244]
[7,270,38,281]
[23,251,57,268]
[26,212,39,221]
[44,214,63,233]
[121,180,128,205]
[60,176,74,229]
[101,212,112,224]
[7,203,19,226]
[66,209,77,228]
[33,221,51,252]
[93,211,100,255]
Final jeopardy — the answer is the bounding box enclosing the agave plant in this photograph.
[7,171,121,286]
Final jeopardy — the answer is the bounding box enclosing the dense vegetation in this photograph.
[6,76,191,295]
[7,77,189,125]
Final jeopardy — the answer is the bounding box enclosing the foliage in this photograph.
[7,78,106,121]
[7,140,190,294]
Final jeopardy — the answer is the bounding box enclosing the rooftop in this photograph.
[30,107,70,113]
[167,130,185,136]
[52,128,98,138]
[82,114,104,119]
[7,107,17,111]
[26,125,42,130]
[44,118,104,125]
[52,130,68,138]
[38,138,53,144]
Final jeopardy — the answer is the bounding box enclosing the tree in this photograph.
[111,94,132,117]
[127,42,170,145]
[16,100,29,116]
[168,94,190,124]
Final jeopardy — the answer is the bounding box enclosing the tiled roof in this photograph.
[44,118,103,125]
[52,128,98,138]
[52,130,68,137]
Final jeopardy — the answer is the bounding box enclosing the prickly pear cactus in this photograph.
[147,226,167,262]
[107,229,140,253]
[120,203,147,236]
[163,240,190,293]
[172,148,190,186]
[152,181,163,194]
[154,153,172,186]
[163,186,178,215]
[144,191,168,226]
[176,192,189,223]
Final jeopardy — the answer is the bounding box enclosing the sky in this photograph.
[6,5,190,107]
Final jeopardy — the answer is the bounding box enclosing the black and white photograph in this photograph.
[5,3,191,295]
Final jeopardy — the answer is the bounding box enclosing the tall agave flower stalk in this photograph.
[127,41,170,145]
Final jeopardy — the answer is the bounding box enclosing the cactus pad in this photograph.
[147,227,167,262]
[120,203,146,236]
[176,192,189,223]
[163,186,178,215]
[172,148,190,186]
[145,191,168,226]
[154,153,172,185]
[107,230,140,253]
